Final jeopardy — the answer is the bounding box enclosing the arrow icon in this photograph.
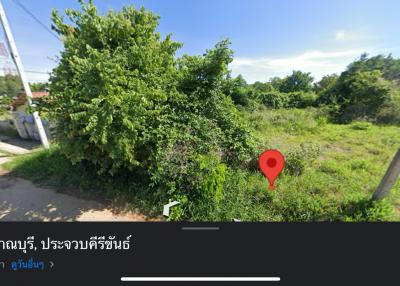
[163,201,180,217]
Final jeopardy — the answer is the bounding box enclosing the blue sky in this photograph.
[1,0,399,82]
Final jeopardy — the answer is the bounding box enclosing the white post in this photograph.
[372,149,400,200]
[0,0,49,149]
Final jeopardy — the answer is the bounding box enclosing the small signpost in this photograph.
[372,149,400,200]
[163,201,180,217]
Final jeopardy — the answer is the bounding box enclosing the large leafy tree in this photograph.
[336,70,392,122]
[314,54,400,123]
[223,74,250,106]
[314,74,339,105]
[49,1,182,173]
[323,54,400,122]
[345,53,400,84]
[47,1,254,200]
[279,70,314,93]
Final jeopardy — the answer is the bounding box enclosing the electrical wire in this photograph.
[11,0,60,41]
[25,70,50,74]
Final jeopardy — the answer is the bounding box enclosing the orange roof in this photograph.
[12,91,49,108]
[30,91,49,98]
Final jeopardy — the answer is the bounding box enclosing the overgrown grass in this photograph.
[4,108,400,221]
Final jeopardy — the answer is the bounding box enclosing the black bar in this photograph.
[0,223,398,285]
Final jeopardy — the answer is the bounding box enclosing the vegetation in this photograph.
[44,1,254,209]
[0,75,22,115]
[30,82,49,92]
[4,2,399,222]
[5,108,399,221]
[225,54,400,126]
[0,74,49,116]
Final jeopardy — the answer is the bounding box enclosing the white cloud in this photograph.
[335,31,346,40]
[230,49,370,83]
[333,30,380,43]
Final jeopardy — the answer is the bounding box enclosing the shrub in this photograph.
[285,143,321,176]
[224,75,254,107]
[47,2,255,203]
[259,91,316,109]
[335,70,392,122]
[259,91,288,109]
[152,148,227,202]
[340,198,396,222]
[286,91,317,108]
[350,121,373,130]
[376,100,400,124]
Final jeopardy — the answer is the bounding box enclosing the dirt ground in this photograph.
[0,144,149,221]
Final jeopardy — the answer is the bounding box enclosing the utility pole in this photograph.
[0,0,49,149]
[372,149,400,200]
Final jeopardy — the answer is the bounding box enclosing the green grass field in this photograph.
[4,108,400,221]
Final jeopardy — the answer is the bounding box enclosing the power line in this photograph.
[25,70,50,74]
[0,66,50,74]
[11,0,60,41]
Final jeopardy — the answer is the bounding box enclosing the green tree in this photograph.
[336,70,392,122]
[279,70,314,93]
[314,74,339,105]
[314,74,338,94]
[252,81,274,93]
[345,53,400,84]
[47,1,254,203]
[269,76,284,91]
[30,82,49,92]
[314,54,400,123]
[224,74,251,106]
[249,81,274,105]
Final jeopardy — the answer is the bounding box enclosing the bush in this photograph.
[224,75,255,107]
[259,91,288,109]
[47,2,255,203]
[152,147,227,201]
[259,91,316,109]
[376,100,400,124]
[285,143,321,176]
[286,91,316,108]
[340,198,396,222]
[163,153,228,221]
[350,121,373,130]
[335,70,392,123]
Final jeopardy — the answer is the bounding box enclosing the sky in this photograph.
[0,0,399,83]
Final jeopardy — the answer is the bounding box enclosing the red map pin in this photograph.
[259,150,285,190]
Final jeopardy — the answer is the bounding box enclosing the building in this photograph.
[11,91,49,112]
